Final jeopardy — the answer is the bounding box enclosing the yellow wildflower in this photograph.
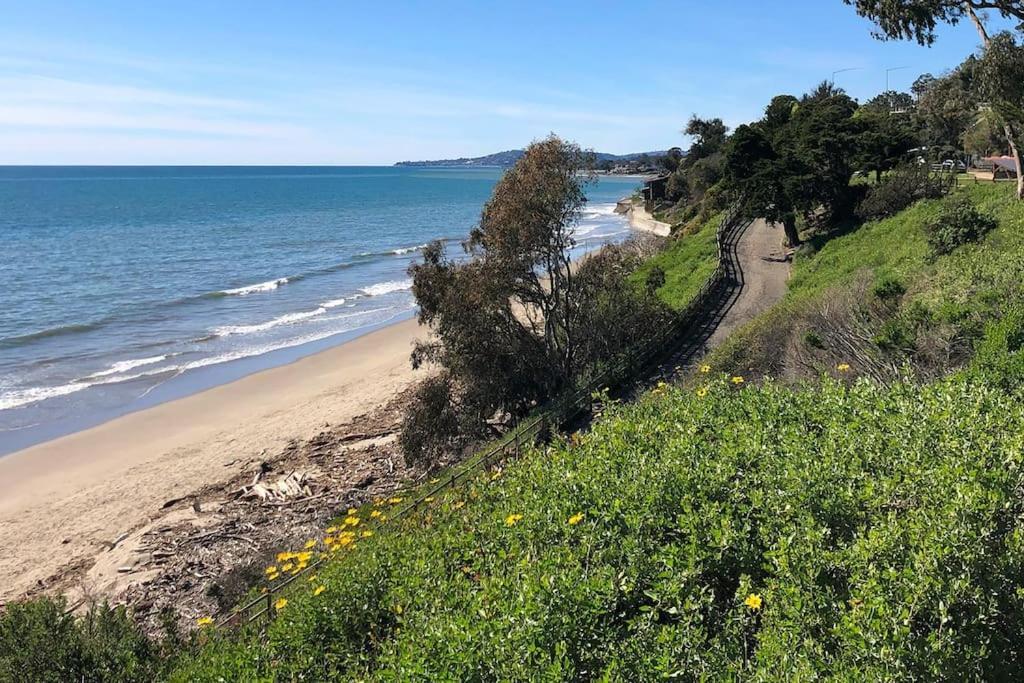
[370,509,382,518]
[308,574,318,582]
[505,513,523,526]
[274,598,288,611]
[344,516,361,527]
[347,507,357,515]
[837,363,851,372]
[338,536,355,547]
[378,514,388,522]
[568,512,584,526]
[429,477,440,484]
[700,364,711,374]
[281,562,294,572]
[424,496,435,503]
[276,551,292,563]
[267,571,279,581]
[744,593,763,610]
[393,604,403,615]
[452,501,465,510]
[196,616,214,627]
[303,539,316,549]
[360,530,374,538]
[731,376,745,385]
[697,386,708,397]
[313,585,326,597]
[264,565,277,575]
[388,497,404,505]
[326,525,338,534]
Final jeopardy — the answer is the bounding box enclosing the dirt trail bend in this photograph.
[703,218,790,350]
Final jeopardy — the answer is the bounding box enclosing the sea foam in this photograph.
[360,279,413,296]
[222,277,289,296]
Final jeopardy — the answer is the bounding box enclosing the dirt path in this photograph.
[703,218,791,350]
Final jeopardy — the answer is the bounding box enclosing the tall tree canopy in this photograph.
[724,84,861,246]
[842,1,1024,45]
[844,0,1024,197]
[402,135,668,465]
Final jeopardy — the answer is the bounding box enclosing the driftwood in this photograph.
[237,471,312,502]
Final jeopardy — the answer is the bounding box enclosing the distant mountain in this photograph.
[394,149,671,168]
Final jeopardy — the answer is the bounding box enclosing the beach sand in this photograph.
[0,318,425,604]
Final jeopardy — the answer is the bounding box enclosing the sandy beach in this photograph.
[0,318,425,605]
[616,198,672,237]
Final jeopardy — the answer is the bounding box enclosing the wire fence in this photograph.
[218,202,750,630]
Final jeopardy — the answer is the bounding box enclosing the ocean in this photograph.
[0,166,641,454]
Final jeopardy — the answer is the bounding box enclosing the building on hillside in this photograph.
[642,175,670,210]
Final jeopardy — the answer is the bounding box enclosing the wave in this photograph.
[0,382,92,411]
[581,202,619,218]
[0,322,103,349]
[0,306,409,412]
[391,243,429,255]
[221,277,290,296]
[86,355,169,379]
[360,279,413,297]
[213,307,327,337]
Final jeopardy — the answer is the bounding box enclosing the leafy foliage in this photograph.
[402,136,671,466]
[0,597,176,682]
[174,365,1024,680]
[855,163,949,220]
[924,194,998,255]
[842,0,1024,46]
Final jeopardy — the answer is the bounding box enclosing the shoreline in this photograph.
[0,317,425,604]
[616,197,672,237]
[0,207,643,607]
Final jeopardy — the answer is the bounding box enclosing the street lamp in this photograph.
[885,66,910,92]
[831,67,863,84]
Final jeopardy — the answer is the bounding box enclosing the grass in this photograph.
[630,211,721,310]
[708,183,1024,378]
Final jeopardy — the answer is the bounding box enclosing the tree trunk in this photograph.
[965,2,1024,199]
[782,215,801,248]
[1008,127,1024,199]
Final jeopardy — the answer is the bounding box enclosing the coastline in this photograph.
[0,317,425,604]
[617,197,672,237]
[0,205,644,608]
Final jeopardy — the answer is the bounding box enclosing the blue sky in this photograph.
[0,1,1014,165]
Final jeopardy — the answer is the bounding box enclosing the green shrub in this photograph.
[172,371,1024,680]
[855,164,948,221]
[872,275,905,299]
[925,195,998,256]
[0,597,172,682]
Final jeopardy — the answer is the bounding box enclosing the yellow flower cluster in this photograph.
[731,376,745,385]
[505,513,523,526]
[837,363,851,372]
[744,593,762,610]
[196,616,214,627]
[567,512,584,526]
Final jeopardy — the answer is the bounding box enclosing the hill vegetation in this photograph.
[394,149,670,170]
[4,3,1024,681]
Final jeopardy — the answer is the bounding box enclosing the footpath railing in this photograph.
[219,203,751,629]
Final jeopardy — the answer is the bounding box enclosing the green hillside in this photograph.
[162,185,1024,680]
[710,183,1024,383]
